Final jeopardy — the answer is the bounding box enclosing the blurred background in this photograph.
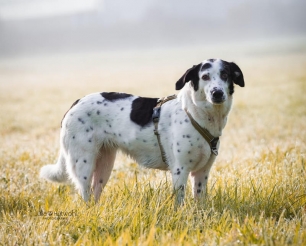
[1,0,306,94]
[0,0,305,57]
[0,0,305,56]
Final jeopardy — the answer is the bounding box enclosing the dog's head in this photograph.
[176,59,244,104]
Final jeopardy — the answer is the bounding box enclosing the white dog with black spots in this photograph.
[40,59,245,205]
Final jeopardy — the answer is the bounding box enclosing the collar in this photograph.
[184,109,219,156]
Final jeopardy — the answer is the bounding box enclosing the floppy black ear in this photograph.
[175,64,201,90]
[229,62,245,87]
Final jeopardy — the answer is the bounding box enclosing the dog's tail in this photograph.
[40,152,68,183]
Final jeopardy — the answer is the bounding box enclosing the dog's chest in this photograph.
[157,101,213,171]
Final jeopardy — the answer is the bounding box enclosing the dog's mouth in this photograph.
[211,98,225,104]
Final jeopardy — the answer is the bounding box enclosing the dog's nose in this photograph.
[212,90,224,99]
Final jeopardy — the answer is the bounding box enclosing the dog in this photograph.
[40,59,244,205]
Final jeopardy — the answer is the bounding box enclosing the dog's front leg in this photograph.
[190,161,214,199]
[171,166,189,206]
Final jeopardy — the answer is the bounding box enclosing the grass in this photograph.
[0,46,306,245]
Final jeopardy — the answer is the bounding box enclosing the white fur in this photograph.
[40,59,243,205]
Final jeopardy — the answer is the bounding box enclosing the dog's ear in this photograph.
[175,64,201,90]
[229,62,245,87]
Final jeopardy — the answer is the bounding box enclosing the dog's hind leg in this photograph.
[92,147,116,203]
[66,150,97,202]
[40,150,68,183]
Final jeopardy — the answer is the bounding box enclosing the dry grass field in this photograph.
[0,41,306,245]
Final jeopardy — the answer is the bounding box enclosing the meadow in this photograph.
[0,41,306,245]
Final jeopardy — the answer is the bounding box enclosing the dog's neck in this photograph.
[177,85,232,137]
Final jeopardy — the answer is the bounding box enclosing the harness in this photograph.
[152,95,220,166]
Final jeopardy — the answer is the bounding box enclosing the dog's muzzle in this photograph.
[211,89,225,104]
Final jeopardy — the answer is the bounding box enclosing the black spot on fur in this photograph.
[109,125,112,128]
[84,176,87,180]
[84,159,87,163]
[228,82,234,95]
[186,135,190,138]
[73,136,75,139]
[101,92,133,101]
[86,129,89,132]
[208,59,216,62]
[88,139,92,142]
[61,99,80,127]
[176,170,181,175]
[177,142,179,146]
[201,63,212,71]
[197,189,201,193]
[97,110,100,115]
[188,151,191,154]
[198,182,202,187]
[205,176,208,180]
[87,112,91,117]
[76,159,78,163]
[119,133,121,137]
[78,118,85,124]
[143,140,147,143]
[99,179,103,184]
[130,97,158,127]
[90,126,93,130]
[121,107,124,111]
[177,149,181,153]
[104,103,108,106]
[185,119,189,123]
[189,160,193,163]
[97,101,102,104]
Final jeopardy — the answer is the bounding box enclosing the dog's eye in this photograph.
[221,73,228,80]
[202,74,210,81]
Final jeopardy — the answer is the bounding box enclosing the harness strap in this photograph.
[152,95,177,165]
[184,109,219,156]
